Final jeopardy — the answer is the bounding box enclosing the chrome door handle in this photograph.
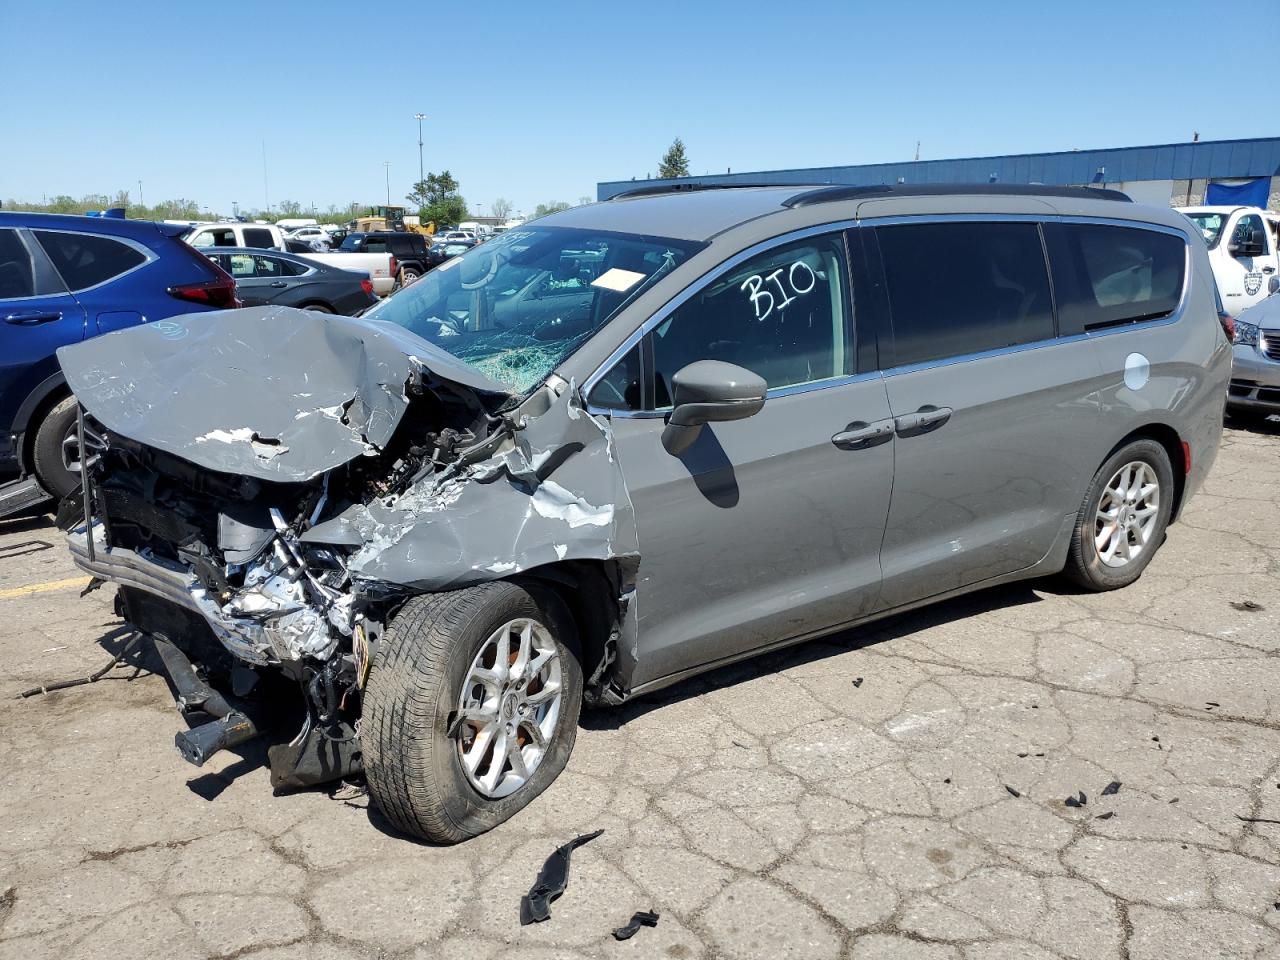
[895,405,953,437]
[831,419,895,450]
[3,310,61,325]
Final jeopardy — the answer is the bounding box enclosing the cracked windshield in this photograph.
[364,226,701,392]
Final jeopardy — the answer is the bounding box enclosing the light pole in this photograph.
[137,180,144,209]
[383,161,391,207]
[413,113,427,186]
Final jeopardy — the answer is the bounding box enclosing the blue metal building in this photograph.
[597,136,1280,209]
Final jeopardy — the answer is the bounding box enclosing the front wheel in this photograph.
[1062,438,1174,591]
[363,581,582,843]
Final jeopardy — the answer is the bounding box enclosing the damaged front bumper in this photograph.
[68,520,354,668]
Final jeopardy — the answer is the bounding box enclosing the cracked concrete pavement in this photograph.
[2,420,1279,959]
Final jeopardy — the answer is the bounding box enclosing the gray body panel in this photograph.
[1229,295,1280,412]
[57,306,507,483]
[612,376,895,689]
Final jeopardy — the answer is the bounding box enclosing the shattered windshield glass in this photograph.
[363,226,702,393]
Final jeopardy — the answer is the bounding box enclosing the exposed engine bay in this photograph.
[55,307,639,787]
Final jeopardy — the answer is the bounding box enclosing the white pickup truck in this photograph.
[1178,206,1280,316]
[299,251,398,296]
[183,222,289,252]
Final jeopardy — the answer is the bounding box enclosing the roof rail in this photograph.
[784,183,1133,208]
[608,181,813,201]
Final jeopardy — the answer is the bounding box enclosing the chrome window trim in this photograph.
[29,227,158,295]
[581,212,1195,407]
[585,370,882,419]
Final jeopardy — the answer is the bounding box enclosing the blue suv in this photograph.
[0,212,240,513]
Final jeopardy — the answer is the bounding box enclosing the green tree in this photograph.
[532,201,571,219]
[407,170,467,227]
[658,137,689,179]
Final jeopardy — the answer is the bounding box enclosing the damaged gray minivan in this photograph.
[59,184,1229,842]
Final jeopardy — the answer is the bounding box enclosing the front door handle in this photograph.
[268,281,289,288]
[895,405,953,437]
[1263,266,1276,274]
[831,418,895,450]
[4,309,61,325]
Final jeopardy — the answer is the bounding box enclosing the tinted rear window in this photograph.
[0,229,37,299]
[242,228,275,249]
[1046,223,1185,332]
[877,222,1054,367]
[34,231,146,291]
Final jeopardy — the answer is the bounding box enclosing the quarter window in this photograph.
[1047,223,1185,332]
[589,343,643,411]
[651,235,851,405]
[877,222,1054,367]
[0,229,37,299]
[33,231,146,291]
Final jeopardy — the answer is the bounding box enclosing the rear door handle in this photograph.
[895,405,952,437]
[3,309,61,325]
[831,418,895,450]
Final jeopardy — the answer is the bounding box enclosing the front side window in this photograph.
[1048,223,1185,331]
[33,231,146,291]
[878,221,1054,367]
[0,229,37,299]
[363,226,700,394]
[1231,214,1266,253]
[651,235,851,405]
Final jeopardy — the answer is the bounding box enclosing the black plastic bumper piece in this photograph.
[176,712,258,767]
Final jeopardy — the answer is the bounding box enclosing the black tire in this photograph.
[400,268,421,285]
[31,395,81,501]
[363,581,582,843]
[301,303,334,313]
[1063,438,1174,591]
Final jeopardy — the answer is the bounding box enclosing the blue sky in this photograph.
[0,0,1262,219]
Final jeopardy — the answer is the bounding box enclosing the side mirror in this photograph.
[1229,239,1264,258]
[1269,276,1280,296]
[661,360,766,456]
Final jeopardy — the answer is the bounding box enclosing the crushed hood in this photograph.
[56,306,508,483]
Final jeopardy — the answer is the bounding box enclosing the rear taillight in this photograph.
[168,258,242,309]
[360,278,374,296]
[389,255,398,278]
[1219,311,1235,340]
[167,278,241,308]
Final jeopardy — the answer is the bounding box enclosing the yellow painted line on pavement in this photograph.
[0,576,91,600]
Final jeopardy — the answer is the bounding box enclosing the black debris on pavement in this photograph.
[1096,812,1115,821]
[1237,815,1280,825]
[1231,600,1264,612]
[1005,785,1021,798]
[852,677,864,688]
[731,741,748,749]
[1065,791,1088,808]
[612,909,660,941]
[943,778,952,784]
[1017,752,1028,758]
[1101,781,1122,797]
[1169,798,1179,804]
[1205,702,1220,710]
[519,829,604,925]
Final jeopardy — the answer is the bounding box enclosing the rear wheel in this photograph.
[1063,438,1174,591]
[31,396,82,501]
[363,581,581,843]
[400,267,422,285]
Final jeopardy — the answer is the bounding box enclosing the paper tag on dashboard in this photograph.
[591,268,646,292]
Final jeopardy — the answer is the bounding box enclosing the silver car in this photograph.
[59,184,1229,842]
[1228,279,1280,417]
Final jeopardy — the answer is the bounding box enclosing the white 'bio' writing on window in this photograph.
[740,260,818,321]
